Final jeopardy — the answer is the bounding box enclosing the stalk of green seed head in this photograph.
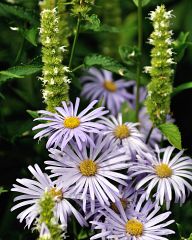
[40,7,70,112]
[36,191,65,240]
[135,0,143,122]
[69,16,81,69]
[97,0,122,57]
[145,5,175,126]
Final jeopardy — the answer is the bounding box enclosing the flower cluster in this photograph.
[12,84,192,239]
[145,5,175,126]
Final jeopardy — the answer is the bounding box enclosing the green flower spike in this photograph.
[40,7,70,112]
[145,5,175,126]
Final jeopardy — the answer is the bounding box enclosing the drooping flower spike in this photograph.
[91,195,175,240]
[11,164,87,228]
[130,146,192,208]
[80,68,135,116]
[33,97,108,150]
[99,113,149,158]
[46,135,130,213]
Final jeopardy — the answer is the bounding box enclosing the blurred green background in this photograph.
[0,0,192,239]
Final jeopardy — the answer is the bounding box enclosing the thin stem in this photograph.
[146,126,154,144]
[69,16,81,69]
[135,0,143,121]
[72,64,84,72]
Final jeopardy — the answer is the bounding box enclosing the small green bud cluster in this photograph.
[145,5,175,126]
[71,0,95,19]
[37,191,66,240]
[40,7,70,112]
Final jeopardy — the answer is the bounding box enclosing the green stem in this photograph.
[146,126,154,144]
[69,16,81,69]
[72,64,84,72]
[135,0,143,121]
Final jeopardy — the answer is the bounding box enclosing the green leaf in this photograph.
[0,187,8,195]
[0,71,22,79]
[158,123,182,150]
[83,14,101,31]
[119,45,140,66]
[121,102,136,123]
[20,27,38,46]
[26,110,39,119]
[0,3,38,25]
[133,0,151,7]
[174,32,190,62]
[0,64,42,85]
[84,54,136,79]
[172,82,192,97]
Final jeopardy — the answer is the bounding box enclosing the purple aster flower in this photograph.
[91,196,175,240]
[130,146,192,208]
[32,97,108,150]
[80,67,135,116]
[11,164,87,228]
[45,135,130,212]
[99,114,149,158]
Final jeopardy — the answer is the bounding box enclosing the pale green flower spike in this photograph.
[37,191,66,240]
[145,5,175,126]
[40,6,70,112]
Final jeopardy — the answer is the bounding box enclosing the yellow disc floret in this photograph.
[114,125,130,139]
[155,163,172,178]
[64,116,80,129]
[79,159,97,176]
[125,219,143,236]
[49,187,63,201]
[103,81,117,92]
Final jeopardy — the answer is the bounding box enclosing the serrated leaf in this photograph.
[133,0,151,7]
[84,14,101,31]
[27,110,39,119]
[158,123,182,150]
[84,54,136,79]
[172,82,192,97]
[0,65,42,84]
[0,3,38,25]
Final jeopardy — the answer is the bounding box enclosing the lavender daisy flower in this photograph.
[91,196,175,240]
[46,135,130,212]
[11,164,87,228]
[33,97,108,150]
[99,114,149,158]
[130,146,192,208]
[80,67,135,116]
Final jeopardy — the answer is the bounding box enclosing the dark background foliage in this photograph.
[0,0,192,239]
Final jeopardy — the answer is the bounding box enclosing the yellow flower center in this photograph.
[49,187,63,201]
[111,198,128,213]
[103,81,117,92]
[125,219,143,236]
[114,125,130,139]
[79,159,97,176]
[64,116,80,129]
[155,163,172,178]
